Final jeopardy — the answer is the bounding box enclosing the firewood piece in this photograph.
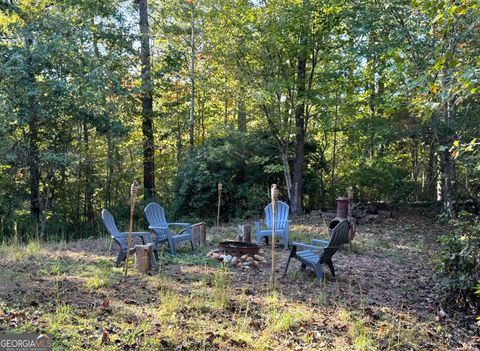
[191,222,206,248]
[134,243,154,274]
[237,224,252,243]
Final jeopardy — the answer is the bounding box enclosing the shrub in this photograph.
[171,132,283,222]
[434,212,480,313]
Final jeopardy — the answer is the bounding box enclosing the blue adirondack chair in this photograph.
[255,200,290,250]
[144,202,194,256]
[284,219,351,279]
[101,208,157,266]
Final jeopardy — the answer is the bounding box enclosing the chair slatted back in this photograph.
[265,201,289,230]
[320,220,350,263]
[102,209,127,250]
[144,202,169,241]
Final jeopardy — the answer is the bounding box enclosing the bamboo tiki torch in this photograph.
[217,182,223,227]
[124,181,140,279]
[270,184,279,289]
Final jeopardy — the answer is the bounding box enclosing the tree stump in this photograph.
[134,243,154,274]
[191,223,206,248]
[238,224,251,243]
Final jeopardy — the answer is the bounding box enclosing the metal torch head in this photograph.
[271,184,279,201]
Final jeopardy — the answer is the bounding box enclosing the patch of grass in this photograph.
[212,269,231,309]
[156,252,221,267]
[0,239,45,261]
[84,268,111,289]
[351,319,375,351]
[409,242,425,253]
[265,292,312,333]
[0,219,472,351]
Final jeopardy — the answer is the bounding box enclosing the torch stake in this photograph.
[270,184,279,289]
[124,181,140,279]
[217,182,222,227]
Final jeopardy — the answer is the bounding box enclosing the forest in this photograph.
[0,1,479,349]
[0,0,478,240]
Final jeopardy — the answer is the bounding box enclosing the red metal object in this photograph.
[336,197,349,219]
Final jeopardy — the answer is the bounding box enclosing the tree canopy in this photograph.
[0,0,479,240]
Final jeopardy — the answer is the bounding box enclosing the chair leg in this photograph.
[300,263,306,271]
[116,250,127,266]
[168,237,177,256]
[283,256,291,276]
[284,246,296,277]
[327,260,335,277]
[265,236,269,246]
[190,240,194,253]
[313,264,324,280]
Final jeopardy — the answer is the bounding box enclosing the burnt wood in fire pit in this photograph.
[218,241,260,257]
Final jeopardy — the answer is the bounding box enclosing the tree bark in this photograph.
[281,147,292,201]
[290,0,310,215]
[138,0,155,200]
[105,132,114,209]
[25,35,41,227]
[189,1,195,146]
[331,97,338,205]
[237,98,247,132]
[83,122,94,228]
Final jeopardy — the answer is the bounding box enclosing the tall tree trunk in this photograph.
[440,95,456,217]
[426,141,436,196]
[237,97,247,132]
[290,0,310,215]
[189,1,195,146]
[175,88,183,165]
[138,0,155,200]
[25,35,41,228]
[83,122,94,229]
[281,146,292,201]
[331,97,338,205]
[105,132,114,209]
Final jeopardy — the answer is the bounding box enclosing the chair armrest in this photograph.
[119,231,154,245]
[119,231,151,237]
[148,225,168,230]
[167,222,190,228]
[168,223,191,235]
[311,239,329,247]
[292,242,325,251]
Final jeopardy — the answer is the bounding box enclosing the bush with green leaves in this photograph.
[434,213,480,314]
[171,132,283,223]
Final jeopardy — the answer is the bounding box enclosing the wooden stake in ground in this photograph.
[124,181,141,279]
[217,182,222,227]
[270,184,279,288]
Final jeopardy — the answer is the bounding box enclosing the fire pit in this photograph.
[218,241,260,257]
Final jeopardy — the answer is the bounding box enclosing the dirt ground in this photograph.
[0,212,479,350]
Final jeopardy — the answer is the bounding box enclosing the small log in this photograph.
[134,243,154,274]
[238,224,251,243]
[191,222,206,248]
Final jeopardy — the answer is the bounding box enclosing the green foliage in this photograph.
[341,158,418,203]
[434,213,480,311]
[0,0,479,248]
[171,131,281,222]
